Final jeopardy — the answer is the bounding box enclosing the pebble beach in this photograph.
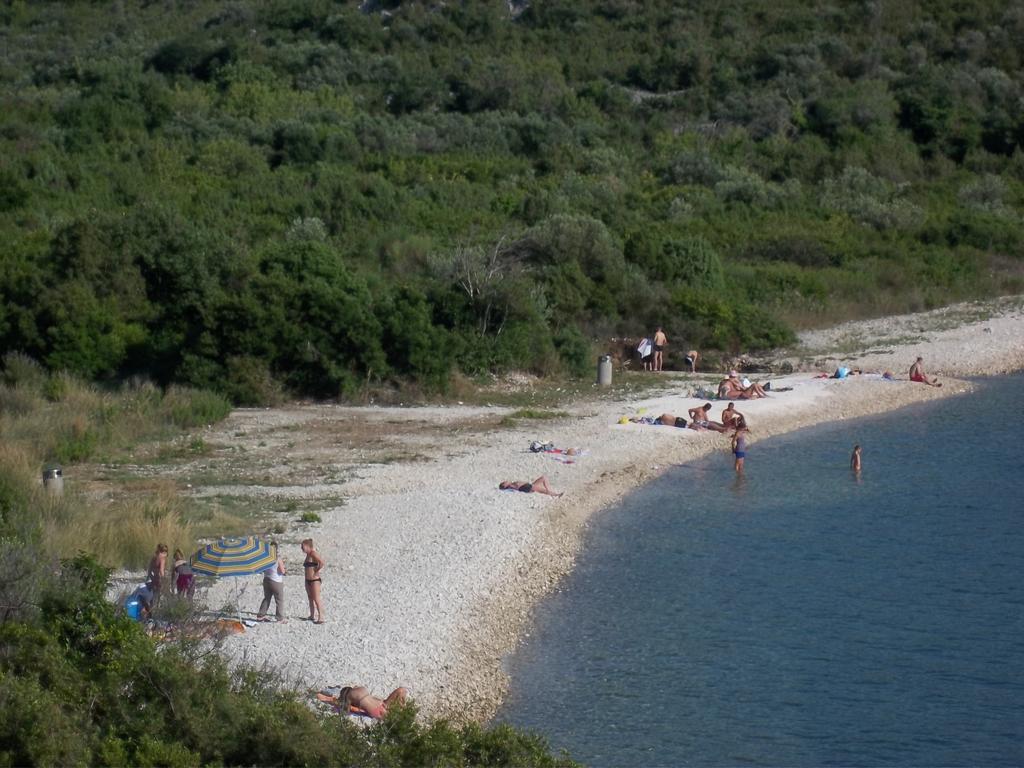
[194,297,1024,721]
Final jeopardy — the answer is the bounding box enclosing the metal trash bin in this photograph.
[43,465,64,495]
[597,355,613,387]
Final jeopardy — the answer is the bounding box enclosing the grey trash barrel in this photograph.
[597,355,613,387]
[43,465,64,495]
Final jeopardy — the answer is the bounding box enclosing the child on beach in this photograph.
[172,549,194,598]
[731,424,748,473]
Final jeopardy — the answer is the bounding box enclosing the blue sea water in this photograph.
[498,375,1024,767]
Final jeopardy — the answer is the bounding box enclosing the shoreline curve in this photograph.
[192,297,1023,722]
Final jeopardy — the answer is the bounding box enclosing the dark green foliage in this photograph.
[0,553,576,767]
[2,0,1022,400]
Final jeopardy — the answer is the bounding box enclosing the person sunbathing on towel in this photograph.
[317,685,408,719]
[655,412,687,427]
[687,403,730,432]
[499,476,563,496]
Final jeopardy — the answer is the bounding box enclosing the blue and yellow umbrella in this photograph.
[191,536,278,624]
[191,536,277,578]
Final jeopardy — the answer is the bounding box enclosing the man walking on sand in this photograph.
[652,327,668,372]
[909,356,941,387]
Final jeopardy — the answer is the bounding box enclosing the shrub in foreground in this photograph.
[0,553,577,767]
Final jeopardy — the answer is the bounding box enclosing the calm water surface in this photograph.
[498,375,1024,766]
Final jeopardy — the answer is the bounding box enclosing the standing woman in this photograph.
[257,544,287,622]
[301,538,325,624]
[147,544,168,603]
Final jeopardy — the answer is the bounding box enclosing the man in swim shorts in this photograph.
[687,403,729,432]
[909,356,941,386]
[732,426,748,473]
[652,327,668,372]
[685,349,699,373]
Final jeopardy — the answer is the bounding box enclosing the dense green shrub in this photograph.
[0,553,576,767]
[0,0,1021,395]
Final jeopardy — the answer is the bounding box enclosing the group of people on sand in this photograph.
[638,328,700,373]
[137,539,327,625]
[140,538,407,719]
[718,371,769,399]
[254,538,326,624]
[132,544,196,617]
[629,401,751,472]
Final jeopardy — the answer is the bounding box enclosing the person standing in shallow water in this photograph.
[731,423,748,473]
[851,444,862,474]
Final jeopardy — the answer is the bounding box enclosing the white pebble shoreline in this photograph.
[186,298,1024,720]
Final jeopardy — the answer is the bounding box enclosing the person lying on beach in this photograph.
[499,476,563,496]
[687,403,730,432]
[656,413,688,427]
[718,373,768,400]
[317,685,408,719]
[720,402,744,429]
[622,414,686,427]
[831,367,863,379]
[909,356,941,387]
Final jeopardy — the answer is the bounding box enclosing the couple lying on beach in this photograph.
[718,371,768,399]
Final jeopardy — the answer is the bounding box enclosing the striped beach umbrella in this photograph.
[191,536,277,578]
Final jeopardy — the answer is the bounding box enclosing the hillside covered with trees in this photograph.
[2,0,1022,400]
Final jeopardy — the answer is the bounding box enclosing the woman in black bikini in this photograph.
[301,538,325,624]
[498,476,563,497]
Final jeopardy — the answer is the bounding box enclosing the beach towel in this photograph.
[637,338,652,358]
[546,448,589,464]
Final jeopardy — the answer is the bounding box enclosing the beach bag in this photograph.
[125,597,142,621]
